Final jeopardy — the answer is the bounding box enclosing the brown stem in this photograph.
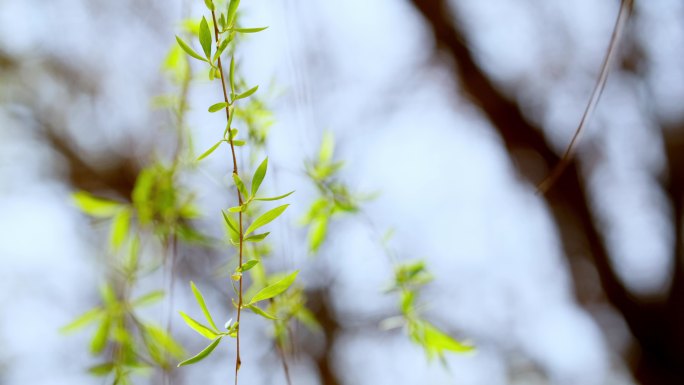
[210,10,244,385]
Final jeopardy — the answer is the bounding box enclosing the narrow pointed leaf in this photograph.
[227,0,240,27]
[213,38,230,62]
[109,207,130,250]
[246,304,278,320]
[197,140,223,161]
[175,36,207,62]
[228,55,236,93]
[235,85,258,101]
[245,204,288,235]
[190,282,219,331]
[204,0,215,11]
[179,312,219,340]
[60,308,103,333]
[90,317,110,353]
[132,290,165,307]
[177,337,222,367]
[237,260,259,272]
[249,270,299,304]
[199,17,212,59]
[72,192,121,217]
[251,158,268,196]
[208,102,228,112]
[254,190,294,202]
[233,26,268,33]
[232,173,249,199]
[244,232,269,242]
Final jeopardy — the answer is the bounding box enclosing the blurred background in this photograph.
[1,0,683,384]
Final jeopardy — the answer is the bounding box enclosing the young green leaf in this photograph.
[232,173,249,199]
[234,85,258,101]
[253,190,295,202]
[190,281,219,331]
[175,36,208,62]
[228,55,236,94]
[237,259,259,272]
[204,0,215,11]
[249,270,299,304]
[132,290,165,307]
[245,204,289,235]
[90,317,110,354]
[199,17,212,59]
[197,140,224,161]
[227,0,240,27]
[251,157,268,196]
[423,322,474,353]
[109,207,130,250]
[72,192,121,217]
[88,363,114,376]
[319,131,335,164]
[233,26,268,33]
[213,37,230,62]
[60,308,103,333]
[179,312,219,340]
[232,140,245,146]
[246,304,277,320]
[222,210,239,237]
[177,337,222,367]
[308,216,328,253]
[244,232,269,242]
[208,102,228,112]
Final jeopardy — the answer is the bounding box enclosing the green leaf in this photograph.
[179,311,219,340]
[208,102,228,112]
[197,140,224,161]
[190,282,219,331]
[143,324,185,359]
[88,362,114,376]
[245,204,289,235]
[308,216,328,252]
[232,173,249,199]
[232,140,245,146]
[204,0,215,11]
[132,290,165,307]
[177,337,222,367]
[199,17,212,59]
[90,317,110,354]
[422,322,474,354]
[72,192,121,217]
[60,308,103,333]
[237,259,259,272]
[227,0,240,27]
[213,37,230,62]
[244,232,269,242]
[175,35,208,62]
[222,210,239,238]
[251,158,268,196]
[246,304,278,320]
[109,208,130,250]
[233,26,268,33]
[235,85,258,101]
[228,55,236,93]
[254,190,295,201]
[249,270,299,304]
[319,131,335,164]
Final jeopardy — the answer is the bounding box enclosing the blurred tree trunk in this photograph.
[409,0,684,384]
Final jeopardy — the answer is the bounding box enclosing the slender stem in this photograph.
[210,10,244,385]
[537,0,633,194]
[275,335,293,385]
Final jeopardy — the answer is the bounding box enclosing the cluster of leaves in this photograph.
[174,1,301,377]
[385,260,474,361]
[65,164,199,382]
[302,132,364,252]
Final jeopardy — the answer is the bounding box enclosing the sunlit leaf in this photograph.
[234,85,258,101]
[251,157,268,196]
[208,102,227,112]
[90,317,110,354]
[88,362,114,376]
[249,270,299,304]
[60,308,103,333]
[308,216,328,253]
[253,190,294,202]
[237,259,259,272]
[233,26,268,33]
[179,312,219,340]
[132,290,165,307]
[232,173,249,199]
[244,232,269,243]
[72,192,121,218]
[109,207,131,250]
[246,304,277,320]
[175,35,207,62]
[227,0,240,27]
[423,322,474,354]
[197,140,224,161]
[177,337,222,367]
[204,0,215,11]
[245,204,289,235]
[199,17,212,59]
[190,281,219,331]
[319,131,335,164]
